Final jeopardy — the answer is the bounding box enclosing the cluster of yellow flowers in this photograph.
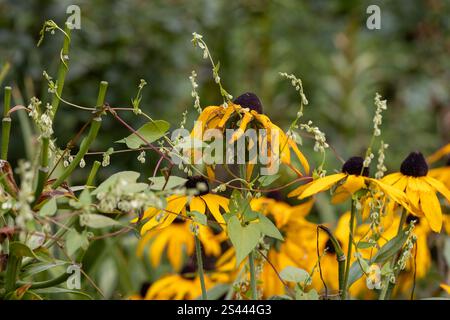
[131,93,450,300]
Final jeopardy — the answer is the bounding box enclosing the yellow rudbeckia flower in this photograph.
[428,157,450,190]
[288,156,410,209]
[136,219,224,271]
[139,176,229,234]
[381,151,450,232]
[191,92,310,178]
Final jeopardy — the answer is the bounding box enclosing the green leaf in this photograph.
[258,174,280,187]
[373,231,408,263]
[348,261,363,287]
[21,261,68,279]
[92,171,140,195]
[79,214,120,229]
[116,120,170,149]
[39,197,57,217]
[79,189,92,205]
[66,230,90,256]
[279,266,309,284]
[188,211,207,226]
[148,176,187,190]
[9,242,39,259]
[357,241,376,249]
[33,287,93,299]
[257,214,284,241]
[227,216,260,265]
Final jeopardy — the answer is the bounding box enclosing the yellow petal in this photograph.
[381,172,403,186]
[331,185,352,204]
[206,166,215,181]
[201,194,228,229]
[230,112,253,142]
[287,183,310,198]
[299,173,347,200]
[217,104,236,128]
[189,196,206,214]
[342,175,366,194]
[288,138,310,175]
[420,191,443,232]
[440,283,450,294]
[424,176,450,203]
[427,143,450,164]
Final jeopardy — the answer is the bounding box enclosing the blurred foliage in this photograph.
[1,0,450,298]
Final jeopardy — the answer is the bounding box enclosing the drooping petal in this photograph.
[230,112,254,142]
[420,191,443,232]
[298,173,347,200]
[427,143,450,164]
[424,176,450,203]
[217,104,237,129]
[287,138,310,175]
[189,196,206,214]
[201,194,228,229]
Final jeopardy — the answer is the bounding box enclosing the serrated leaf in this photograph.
[258,174,280,187]
[39,197,57,217]
[280,266,309,284]
[148,176,187,190]
[257,213,284,241]
[227,216,260,265]
[80,214,120,229]
[116,120,169,149]
[189,211,207,226]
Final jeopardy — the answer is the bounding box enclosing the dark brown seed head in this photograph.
[400,151,428,177]
[233,92,263,114]
[266,190,283,202]
[342,156,369,176]
[185,175,210,196]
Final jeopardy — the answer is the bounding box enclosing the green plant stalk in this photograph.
[319,225,346,294]
[51,80,107,189]
[86,160,101,187]
[341,199,356,300]
[16,270,71,290]
[195,235,208,300]
[1,86,12,159]
[379,209,407,300]
[249,250,258,300]
[51,117,101,189]
[33,137,50,203]
[5,253,20,293]
[50,24,71,118]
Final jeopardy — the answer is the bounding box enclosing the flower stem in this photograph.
[194,235,208,300]
[50,23,71,119]
[249,250,258,300]
[379,209,407,300]
[86,160,101,187]
[341,199,356,300]
[1,86,12,160]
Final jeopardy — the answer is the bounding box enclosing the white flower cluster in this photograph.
[300,120,329,153]
[363,153,374,168]
[137,151,146,164]
[373,93,387,137]
[102,148,114,167]
[279,72,309,107]
[189,71,202,114]
[63,151,74,168]
[375,141,389,179]
[96,178,164,214]
[396,222,417,272]
[28,97,54,139]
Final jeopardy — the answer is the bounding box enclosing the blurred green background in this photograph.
[1,0,450,299]
[1,0,450,180]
